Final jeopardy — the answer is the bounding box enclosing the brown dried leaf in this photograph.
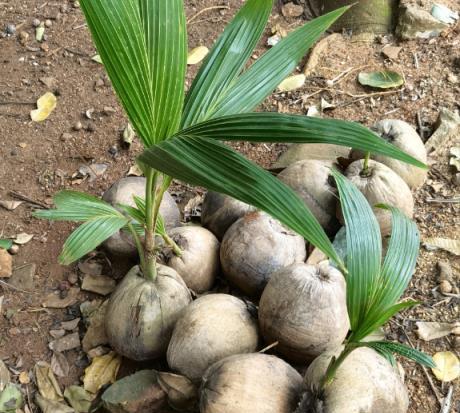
[0,201,23,211]
[51,352,70,378]
[416,321,460,341]
[157,372,198,411]
[30,92,57,122]
[424,238,460,255]
[432,351,460,382]
[277,74,305,92]
[0,360,10,391]
[14,233,33,245]
[34,362,63,401]
[35,394,74,413]
[83,352,121,394]
[42,288,80,309]
[187,46,209,65]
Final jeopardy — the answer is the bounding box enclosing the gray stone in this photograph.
[397,4,448,40]
[102,177,180,258]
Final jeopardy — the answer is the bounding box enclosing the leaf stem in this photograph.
[162,233,183,257]
[361,152,371,176]
[126,222,145,270]
[319,342,358,390]
[144,169,158,281]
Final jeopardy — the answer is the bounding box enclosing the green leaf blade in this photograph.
[332,169,382,333]
[139,136,344,270]
[59,216,127,265]
[212,7,349,117]
[0,239,12,250]
[181,0,273,127]
[176,113,427,169]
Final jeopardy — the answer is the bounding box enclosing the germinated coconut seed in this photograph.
[304,347,409,413]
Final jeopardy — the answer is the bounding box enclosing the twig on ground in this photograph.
[0,101,35,106]
[439,385,454,413]
[413,52,419,69]
[259,341,279,354]
[187,6,229,24]
[426,197,460,204]
[417,111,424,140]
[9,191,49,209]
[0,279,32,294]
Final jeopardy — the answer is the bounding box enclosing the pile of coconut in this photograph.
[97,119,426,413]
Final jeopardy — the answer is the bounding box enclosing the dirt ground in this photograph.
[0,0,459,412]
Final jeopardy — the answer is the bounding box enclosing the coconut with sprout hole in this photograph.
[105,265,191,361]
[350,119,427,189]
[200,353,304,413]
[220,211,306,296]
[167,294,259,381]
[200,191,255,240]
[278,160,339,234]
[102,177,180,258]
[296,347,409,413]
[259,262,349,363]
[161,225,220,293]
[340,159,414,236]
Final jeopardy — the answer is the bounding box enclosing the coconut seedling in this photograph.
[296,170,435,412]
[35,0,426,362]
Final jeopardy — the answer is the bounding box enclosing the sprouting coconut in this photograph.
[167,294,259,380]
[220,211,306,296]
[161,226,220,293]
[200,353,304,413]
[105,265,192,361]
[102,177,180,258]
[297,347,409,413]
[350,119,428,189]
[278,160,339,234]
[201,191,255,240]
[259,262,349,363]
[340,160,414,236]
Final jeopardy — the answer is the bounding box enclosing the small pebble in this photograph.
[61,132,72,142]
[73,121,83,131]
[45,19,52,28]
[108,145,118,156]
[60,4,68,13]
[86,122,96,133]
[19,31,29,45]
[8,245,19,255]
[32,18,41,28]
[67,273,78,285]
[5,24,16,35]
[103,106,116,115]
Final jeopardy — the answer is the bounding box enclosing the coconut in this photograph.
[300,347,409,413]
[278,160,339,234]
[161,226,219,293]
[201,192,255,240]
[341,160,414,236]
[350,119,427,189]
[167,294,259,380]
[200,353,304,413]
[105,265,192,361]
[220,211,306,296]
[259,262,349,363]
[102,177,180,258]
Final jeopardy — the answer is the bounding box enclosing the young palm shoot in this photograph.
[300,170,435,412]
[36,0,426,361]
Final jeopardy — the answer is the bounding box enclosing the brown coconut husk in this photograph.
[220,211,306,296]
[297,347,409,413]
[161,226,220,293]
[340,159,414,236]
[200,353,304,413]
[350,119,427,189]
[259,262,349,363]
[105,265,192,361]
[278,160,339,234]
[201,192,255,240]
[167,294,259,381]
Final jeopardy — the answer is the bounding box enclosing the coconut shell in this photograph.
[200,353,304,413]
[201,192,255,240]
[350,119,427,189]
[162,226,219,293]
[341,160,414,236]
[278,160,339,234]
[220,211,306,296]
[102,177,180,258]
[259,262,349,363]
[105,265,192,361]
[304,347,409,413]
[167,294,259,380]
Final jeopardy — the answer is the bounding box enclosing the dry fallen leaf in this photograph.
[35,394,74,413]
[0,360,10,391]
[83,352,121,394]
[34,362,63,401]
[91,55,102,64]
[30,92,57,122]
[424,237,460,255]
[416,321,460,341]
[157,372,198,411]
[42,288,80,309]
[14,233,33,245]
[64,386,94,413]
[51,352,70,378]
[187,46,209,65]
[0,383,23,412]
[449,147,460,171]
[18,371,30,385]
[277,74,306,92]
[431,351,460,382]
[127,164,143,177]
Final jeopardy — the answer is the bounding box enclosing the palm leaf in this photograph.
[362,341,435,368]
[181,0,273,127]
[139,136,345,270]
[59,216,127,265]
[176,113,427,168]
[332,169,382,332]
[34,191,124,221]
[211,7,349,117]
